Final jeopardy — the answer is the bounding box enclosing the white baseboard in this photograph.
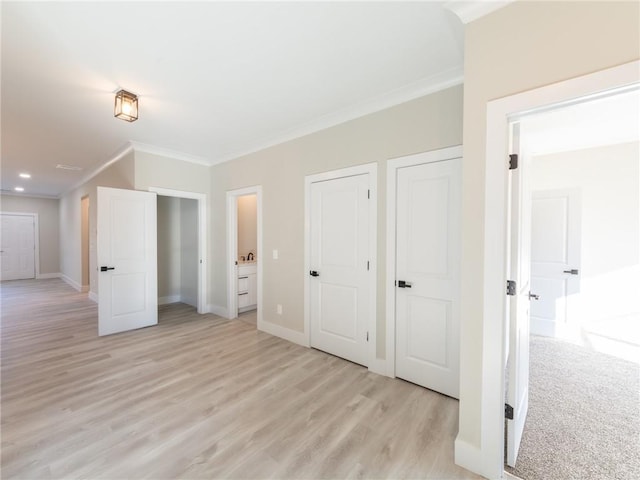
[36,272,60,280]
[454,437,494,479]
[258,320,308,347]
[60,274,82,292]
[368,358,390,377]
[159,295,181,305]
[88,291,98,303]
[208,304,228,318]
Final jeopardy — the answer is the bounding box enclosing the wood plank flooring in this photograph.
[1,279,480,479]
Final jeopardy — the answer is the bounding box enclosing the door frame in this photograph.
[226,185,263,325]
[304,163,378,370]
[457,60,639,479]
[385,145,463,377]
[148,187,208,314]
[0,212,40,279]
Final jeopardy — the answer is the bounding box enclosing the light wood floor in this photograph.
[1,279,480,479]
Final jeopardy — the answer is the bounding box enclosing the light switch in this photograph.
[277,304,283,315]
[272,249,279,260]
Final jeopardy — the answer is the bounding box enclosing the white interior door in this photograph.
[0,214,36,281]
[309,174,370,366]
[530,189,581,337]
[97,187,158,336]
[395,158,461,398]
[506,128,534,467]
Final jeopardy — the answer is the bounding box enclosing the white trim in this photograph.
[131,141,212,166]
[62,143,134,197]
[148,187,208,315]
[466,60,640,480]
[0,211,40,280]
[208,304,227,317]
[444,0,515,24]
[213,69,463,165]
[226,186,264,333]
[260,320,308,347]
[88,291,98,303]
[159,295,181,305]
[60,273,82,291]
[385,146,463,377]
[0,191,58,200]
[304,162,378,368]
[36,272,60,279]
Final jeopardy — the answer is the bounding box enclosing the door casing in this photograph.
[0,212,38,280]
[385,145,463,379]
[149,187,208,314]
[304,163,379,372]
[454,59,640,479]
[226,185,263,325]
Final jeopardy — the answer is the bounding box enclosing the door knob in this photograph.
[309,270,320,277]
[100,266,115,272]
[563,269,579,275]
[397,280,412,288]
[528,292,540,300]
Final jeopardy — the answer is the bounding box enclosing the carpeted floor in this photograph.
[507,335,640,480]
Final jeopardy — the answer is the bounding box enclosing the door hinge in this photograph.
[367,189,370,199]
[506,280,516,296]
[366,331,369,342]
[367,261,370,271]
[509,154,518,170]
[505,403,514,420]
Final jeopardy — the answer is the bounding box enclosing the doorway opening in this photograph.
[149,187,207,318]
[460,60,640,480]
[504,86,640,479]
[227,186,262,328]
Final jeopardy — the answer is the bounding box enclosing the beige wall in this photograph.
[210,85,463,356]
[59,151,135,293]
[0,194,60,275]
[458,0,640,467]
[134,151,210,194]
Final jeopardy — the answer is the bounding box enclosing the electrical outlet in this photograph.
[276,304,283,315]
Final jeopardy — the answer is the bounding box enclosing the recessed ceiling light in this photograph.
[19,173,31,179]
[56,164,83,171]
[14,187,24,192]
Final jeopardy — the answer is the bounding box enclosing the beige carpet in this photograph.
[507,335,640,480]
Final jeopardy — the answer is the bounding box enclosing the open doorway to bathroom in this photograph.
[236,194,258,326]
[227,186,262,329]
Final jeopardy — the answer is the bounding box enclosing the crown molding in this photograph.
[213,66,464,165]
[61,143,134,198]
[444,0,515,24]
[0,190,59,200]
[130,142,212,166]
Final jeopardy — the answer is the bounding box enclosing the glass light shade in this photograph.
[114,90,138,122]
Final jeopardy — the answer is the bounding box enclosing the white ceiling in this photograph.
[1,1,465,197]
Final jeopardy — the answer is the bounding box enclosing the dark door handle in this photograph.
[100,266,115,272]
[397,280,412,288]
[310,270,320,277]
[563,269,579,275]
[529,292,540,300]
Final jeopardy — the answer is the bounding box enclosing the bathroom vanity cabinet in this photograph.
[238,263,257,312]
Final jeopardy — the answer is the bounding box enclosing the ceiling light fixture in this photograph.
[114,89,138,122]
[19,173,31,178]
[14,187,24,192]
